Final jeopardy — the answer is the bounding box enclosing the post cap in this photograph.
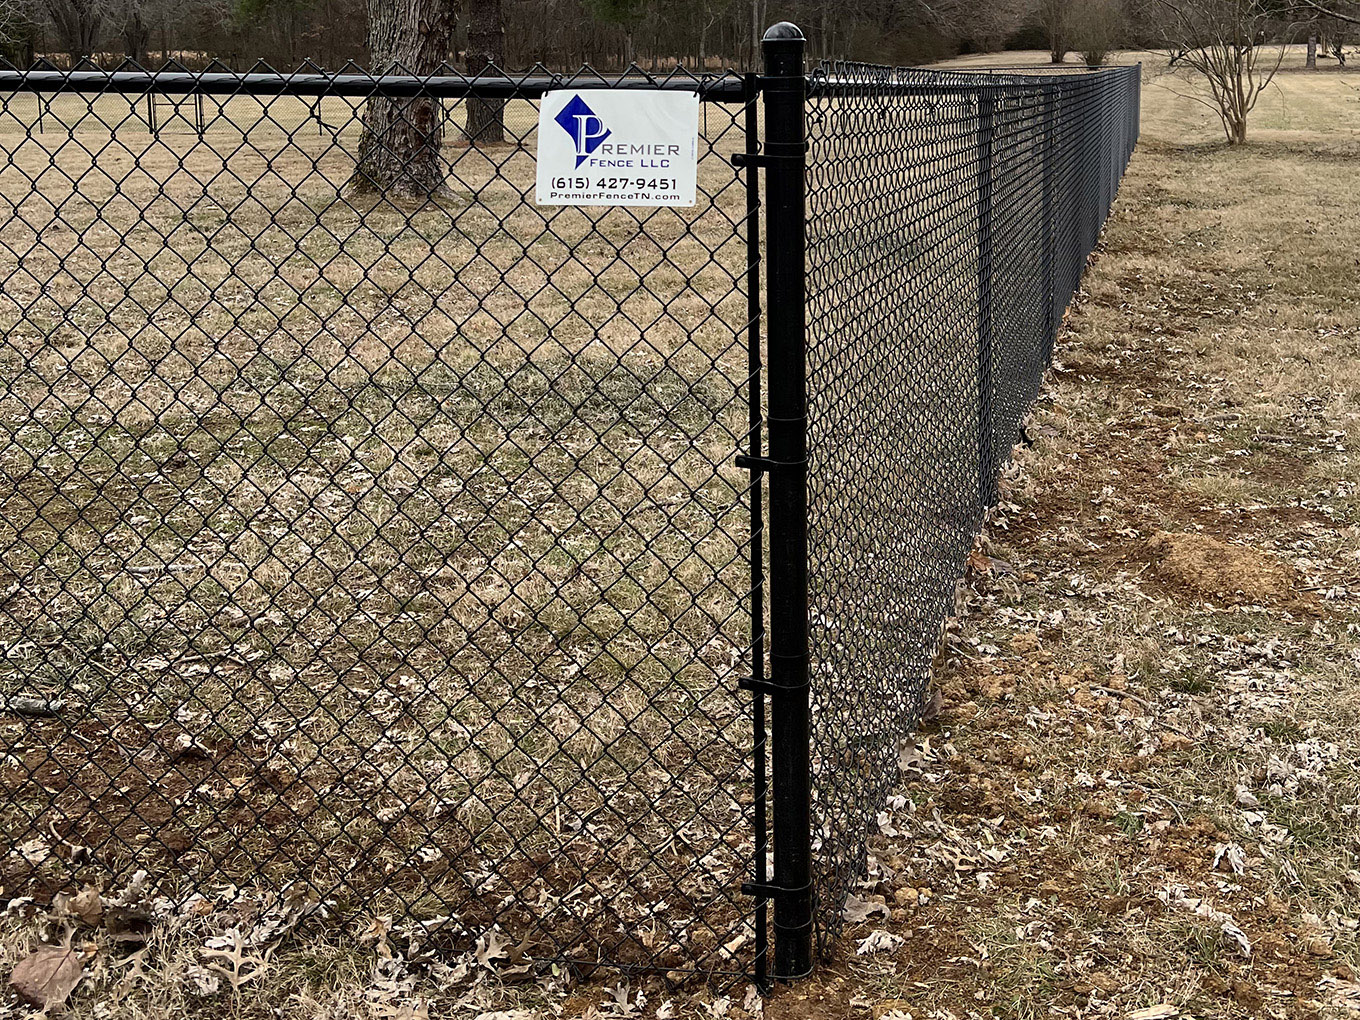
[762,22,804,43]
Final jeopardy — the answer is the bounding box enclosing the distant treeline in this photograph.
[2,0,1052,72]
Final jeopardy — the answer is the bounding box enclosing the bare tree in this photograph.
[37,0,107,59]
[696,0,719,64]
[1149,0,1290,143]
[1037,0,1074,61]
[1284,0,1359,25]
[0,0,23,35]
[1321,16,1353,59]
[1070,0,1125,64]
[349,0,456,198]
[0,0,34,57]
[106,0,148,61]
[463,0,505,145]
[586,0,646,65]
[750,0,765,65]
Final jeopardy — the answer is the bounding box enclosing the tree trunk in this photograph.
[750,0,759,68]
[351,0,455,197]
[123,12,149,64]
[47,0,103,60]
[1046,0,1068,64]
[463,0,505,146]
[1307,26,1318,69]
[1049,20,1067,64]
[18,26,37,68]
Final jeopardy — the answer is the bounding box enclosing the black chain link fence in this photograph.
[0,63,765,980]
[803,61,1139,955]
[0,35,1138,985]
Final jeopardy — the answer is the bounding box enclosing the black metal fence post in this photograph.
[741,69,770,990]
[750,20,814,982]
[976,85,997,509]
[1041,84,1057,364]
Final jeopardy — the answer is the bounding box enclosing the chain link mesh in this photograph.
[802,62,1139,951]
[0,53,1142,979]
[0,63,765,979]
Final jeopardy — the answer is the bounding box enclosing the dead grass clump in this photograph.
[1142,530,1299,605]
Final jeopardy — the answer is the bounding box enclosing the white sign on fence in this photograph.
[535,89,700,207]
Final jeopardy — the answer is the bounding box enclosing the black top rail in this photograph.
[807,62,1139,98]
[0,63,1138,103]
[0,67,752,101]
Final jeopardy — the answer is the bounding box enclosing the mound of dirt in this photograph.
[1143,531,1299,605]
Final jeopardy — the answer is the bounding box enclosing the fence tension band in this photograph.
[735,453,806,475]
[739,671,810,697]
[731,141,808,170]
[741,877,813,901]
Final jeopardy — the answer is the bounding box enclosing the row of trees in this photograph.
[1038,0,1131,66]
[0,0,1059,70]
[7,0,1355,75]
[2,0,352,67]
[5,0,1360,189]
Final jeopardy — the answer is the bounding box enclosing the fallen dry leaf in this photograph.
[1318,976,1360,1008]
[474,927,507,967]
[53,886,103,927]
[841,894,891,923]
[1126,1006,1179,1020]
[8,943,85,1009]
[855,930,905,955]
[200,930,271,995]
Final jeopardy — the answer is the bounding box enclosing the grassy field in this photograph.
[763,51,1360,1020]
[4,51,1359,1019]
[0,88,763,976]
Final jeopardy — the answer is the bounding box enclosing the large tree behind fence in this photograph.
[463,0,505,145]
[349,0,455,198]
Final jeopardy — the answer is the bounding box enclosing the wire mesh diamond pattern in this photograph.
[0,52,1141,982]
[0,63,764,980]
[803,62,1139,953]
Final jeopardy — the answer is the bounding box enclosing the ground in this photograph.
[761,51,1360,1020]
[0,84,760,977]
[4,50,1360,1020]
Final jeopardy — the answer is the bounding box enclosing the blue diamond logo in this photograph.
[554,95,611,168]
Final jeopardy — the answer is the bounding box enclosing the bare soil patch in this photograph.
[1142,530,1303,606]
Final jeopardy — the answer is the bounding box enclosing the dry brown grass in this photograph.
[0,88,762,978]
[5,52,1360,1020]
[753,50,1360,1020]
